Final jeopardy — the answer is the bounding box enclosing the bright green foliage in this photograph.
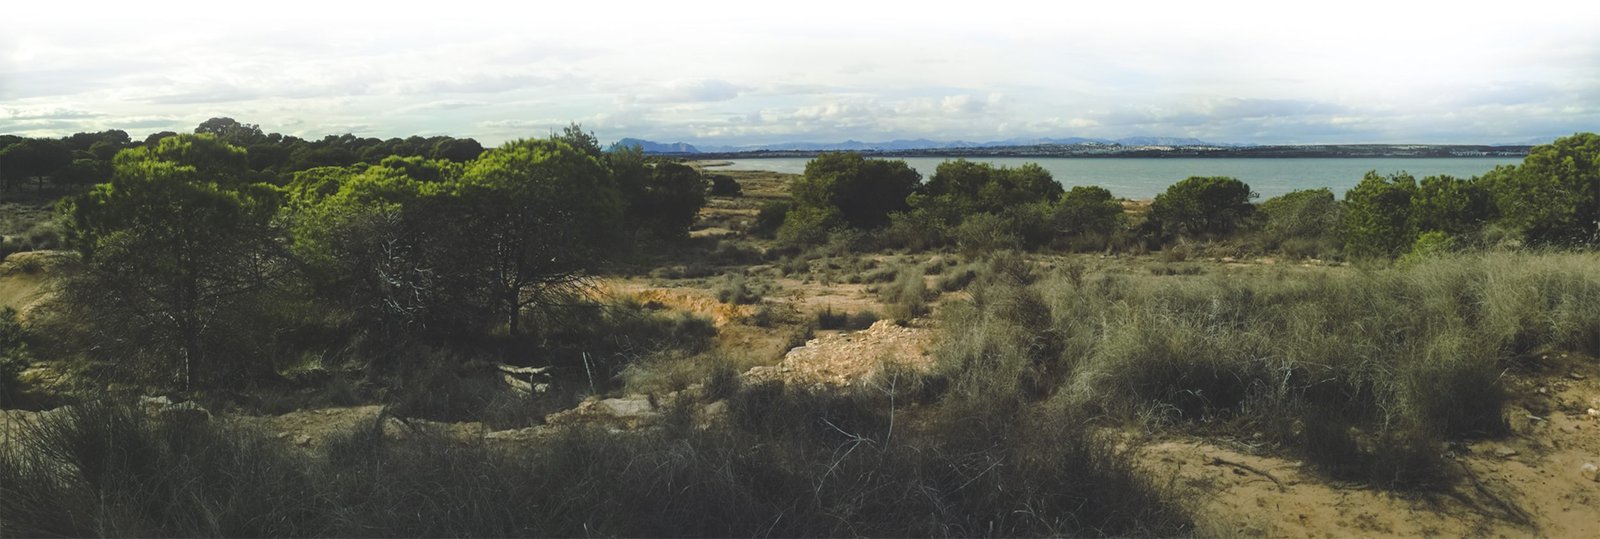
[1150,176,1255,238]
[1482,133,1600,245]
[286,160,493,345]
[1403,231,1457,262]
[1413,175,1494,236]
[58,135,285,390]
[457,139,623,335]
[792,152,920,228]
[375,155,463,183]
[1343,171,1418,258]
[923,159,1063,214]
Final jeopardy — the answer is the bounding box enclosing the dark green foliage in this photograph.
[1343,171,1418,258]
[1150,176,1256,238]
[1413,174,1495,236]
[1053,185,1124,250]
[792,152,920,229]
[1482,133,1600,245]
[0,401,325,537]
[1259,188,1341,241]
[608,144,710,241]
[751,200,793,238]
[57,135,287,390]
[816,306,879,330]
[708,173,742,196]
[0,307,28,407]
[0,138,74,192]
[776,205,840,248]
[631,162,709,240]
[457,138,624,335]
[923,159,1063,214]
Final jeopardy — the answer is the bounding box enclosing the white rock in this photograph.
[1582,462,1599,482]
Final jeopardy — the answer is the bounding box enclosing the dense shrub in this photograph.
[1344,171,1418,258]
[791,152,920,229]
[776,205,840,248]
[750,200,792,238]
[1257,188,1342,254]
[707,173,742,196]
[1150,176,1255,239]
[1481,133,1600,246]
[1052,185,1124,250]
[1,307,29,407]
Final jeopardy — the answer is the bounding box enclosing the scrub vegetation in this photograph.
[2,123,1598,537]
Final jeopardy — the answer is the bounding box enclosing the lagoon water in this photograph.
[711,157,1522,200]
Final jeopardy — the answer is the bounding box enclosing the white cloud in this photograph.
[3,0,1598,145]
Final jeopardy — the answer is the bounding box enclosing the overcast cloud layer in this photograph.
[2,0,1597,145]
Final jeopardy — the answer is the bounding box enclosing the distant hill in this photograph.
[613,138,700,153]
[613,136,1237,154]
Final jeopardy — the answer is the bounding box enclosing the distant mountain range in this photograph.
[613,136,1233,154]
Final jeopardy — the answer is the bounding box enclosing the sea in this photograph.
[707,157,1523,200]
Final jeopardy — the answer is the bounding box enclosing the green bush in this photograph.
[1257,188,1342,254]
[707,173,742,197]
[1,307,29,407]
[1053,185,1125,250]
[775,205,840,248]
[750,200,792,238]
[952,212,1022,254]
[791,152,920,229]
[1150,176,1255,239]
[1344,171,1418,258]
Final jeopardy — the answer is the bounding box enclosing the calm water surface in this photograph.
[711,157,1522,199]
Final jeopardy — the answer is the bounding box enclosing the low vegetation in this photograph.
[3,122,1600,536]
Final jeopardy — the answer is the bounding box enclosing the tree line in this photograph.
[0,117,486,201]
[21,122,708,392]
[759,133,1600,259]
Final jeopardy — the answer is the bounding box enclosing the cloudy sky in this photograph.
[2,0,1597,146]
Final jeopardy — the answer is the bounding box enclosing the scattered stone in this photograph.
[1582,463,1599,483]
[1587,408,1600,419]
[294,434,312,447]
[1570,372,1587,380]
[1493,446,1519,459]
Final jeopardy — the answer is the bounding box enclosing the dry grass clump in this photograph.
[935,251,1600,490]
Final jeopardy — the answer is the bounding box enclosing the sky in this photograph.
[2,0,1598,146]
